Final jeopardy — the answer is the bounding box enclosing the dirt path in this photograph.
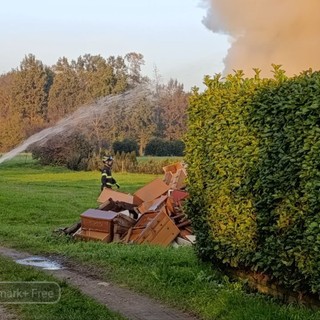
[0,246,199,320]
[0,306,18,320]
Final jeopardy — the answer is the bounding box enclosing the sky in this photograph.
[0,0,229,91]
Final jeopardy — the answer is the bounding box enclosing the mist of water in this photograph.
[0,85,150,164]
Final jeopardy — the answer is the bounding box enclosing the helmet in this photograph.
[102,156,113,163]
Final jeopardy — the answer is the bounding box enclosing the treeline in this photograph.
[0,53,189,155]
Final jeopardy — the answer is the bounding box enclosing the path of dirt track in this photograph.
[0,306,17,320]
[0,246,199,320]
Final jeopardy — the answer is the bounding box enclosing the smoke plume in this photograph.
[202,0,320,77]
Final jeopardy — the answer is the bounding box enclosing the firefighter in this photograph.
[100,156,120,191]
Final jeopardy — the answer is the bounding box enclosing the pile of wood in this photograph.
[72,162,194,247]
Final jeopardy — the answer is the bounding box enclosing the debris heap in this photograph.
[72,162,194,247]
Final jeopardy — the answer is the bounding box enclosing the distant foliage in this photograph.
[89,150,180,174]
[0,53,189,154]
[131,157,182,174]
[145,138,185,156]
[112,139,139,155]
[112,151,138,172]
[185,67,320,296]
[30,131,94,170]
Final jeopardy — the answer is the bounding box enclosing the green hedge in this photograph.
[185,67,320,296]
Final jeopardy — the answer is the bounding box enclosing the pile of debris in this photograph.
[69,162,195,247]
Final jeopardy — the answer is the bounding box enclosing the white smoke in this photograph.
[202,0,320,76]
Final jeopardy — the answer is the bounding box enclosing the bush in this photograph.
[185,68,320,296]
[145,138,185,156]
[112,151,138,172]
[30,131,94,170]
[112,139,139,155]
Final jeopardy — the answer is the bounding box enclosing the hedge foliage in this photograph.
[185,67,320,296]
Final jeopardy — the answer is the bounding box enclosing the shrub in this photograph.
[145,138,185,156]
[30,131,94,170]
[185,68,320,295]
[112,139,139,155]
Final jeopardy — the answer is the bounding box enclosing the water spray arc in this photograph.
[0,86,150,164]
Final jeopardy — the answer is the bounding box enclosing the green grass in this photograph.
[0,255,125,320]
[0,155,319,320]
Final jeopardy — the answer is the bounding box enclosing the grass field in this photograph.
[0,255,125,320]
[0,155,319,320]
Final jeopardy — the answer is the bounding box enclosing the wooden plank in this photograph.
[73,228,112,243]
[133,178,169,204]
[80,209,118,233]
[97,188,134,204]
[134,211,158,228]
[176,219,191,229]
[134,210,180,247]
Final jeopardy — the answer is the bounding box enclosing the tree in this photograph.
[107,55,129,93]
[0,72,27,151]
[151,66,165,138]
[0,112,26,152]
[127,94,156,155]
[11,54,52,127]
[0,73,14,119]
[30,131,93,170]
[145,138,185,156]
[47,57,87,122]
[83,109,108,155]
[124,52,146,86]
[157,79,189,140]
[112,139,138,154]
[75,54,129,100]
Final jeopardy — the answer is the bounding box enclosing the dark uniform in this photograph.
[100,156,119,191]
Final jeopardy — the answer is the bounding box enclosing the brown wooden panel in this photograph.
[97,188,134,204]
[80,209,118,233]
[134,212,158,228]
[133,178,169,204]
[134,210,180,247]
[74,229,112,243]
